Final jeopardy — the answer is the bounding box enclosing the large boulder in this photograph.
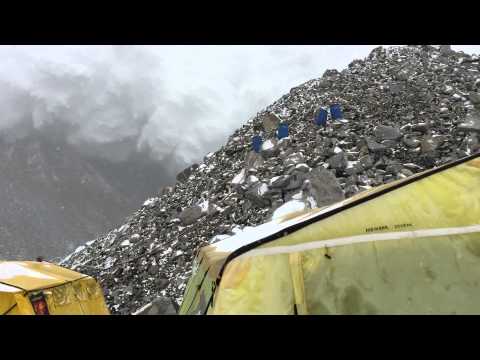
[262,113,281,133]
[269,175,291,189]
[364,137,388,153]
[374,125,402,141]
[244,150,264,169]
[327,152,348,171]
[284,172,307,191]
[468,92,480,107]
[178,205,203,225]
[284,152,305,167]
[260,139,280,159]
[159,186,174,196]
[245,182,270,207]
[439,45,453,56]
[306,167,345,207]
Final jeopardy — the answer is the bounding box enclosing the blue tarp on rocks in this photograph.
[252,135,263,153]
[315,108,328,126]
[277,123,289,140]
[330,104,343,120]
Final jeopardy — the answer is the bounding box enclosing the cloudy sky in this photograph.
[0,45,478,165]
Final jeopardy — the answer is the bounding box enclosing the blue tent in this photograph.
[277,123,289,140]
[330,104,343,120]
[252,135,263,153]
[315,108,328,126]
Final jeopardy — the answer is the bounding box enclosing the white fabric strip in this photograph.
[236,224,480,259]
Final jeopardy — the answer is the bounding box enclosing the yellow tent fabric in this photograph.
[179,153,480,315]
[0,261,110,315]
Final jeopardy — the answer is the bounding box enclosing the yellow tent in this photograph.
[180,153,480,315]
[0,261,110,315]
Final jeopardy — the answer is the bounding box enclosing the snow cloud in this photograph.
[0,45,478,166]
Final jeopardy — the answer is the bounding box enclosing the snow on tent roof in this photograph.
[0,282,20,293]
[0,261,88,292]
[210,170,424,255]
[198,153,479,276]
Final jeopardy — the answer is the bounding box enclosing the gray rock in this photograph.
[261,144,280,159]
[178,205,203,225]
[294,163,311,173]
[207,202,220,216]
[148,264,159,276]
[357,174,372,186]
[421,135,444,153]
[327,152,348,171]
[374,125,402,141]
[386,163,403,175]
[306,167,345,207]
[263,188,283,199]
[381,140,399,148]
[345,184,360,197]
[358,155,374,171]
[458,112,480,132]
[262,113,281,133]
[284,152,305,167]
[389,83,403,95]
[465,133,480,154]
[245,150,264,169]
[159,186,173,196]
[276,137,292,151]
[345,174,358,187]
[269,175,291,188]
[245,182,270,207]
[155,277,169,289]
[403,135,421,148]
[439,45,452,56]
[469,93,480,107]
[400,168,414,177]
[344,166,357,176]
[468,92,480,105]
[364,137,387,153]
[284,172,307,191]
[403,163,423,171]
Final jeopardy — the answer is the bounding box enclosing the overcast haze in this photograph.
[0,45,479,167]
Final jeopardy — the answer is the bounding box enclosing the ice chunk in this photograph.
[74,245,85,254]
[258,183,269,196]
[292,191,303,200]
[231,169,246,185]
[198,199,209,213]
[143,198,158,207]
[209,234,231,244]
[272,200,307,220]
[118,224,130,234]
[262,139,275,150]
[307,196,317,209]
[0,263,57,281]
